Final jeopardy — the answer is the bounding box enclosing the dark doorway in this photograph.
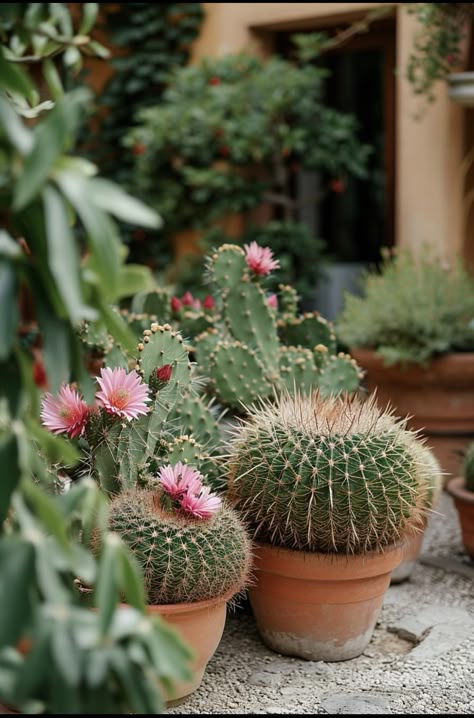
[274,17,396,316]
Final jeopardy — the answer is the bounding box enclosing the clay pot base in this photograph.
[249,542,404,662]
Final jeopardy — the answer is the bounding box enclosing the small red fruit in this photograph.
[330,178,345,194]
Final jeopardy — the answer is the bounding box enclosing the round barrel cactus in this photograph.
[463,441,474,492]
[108,485,252,604]
[227,391,435,554]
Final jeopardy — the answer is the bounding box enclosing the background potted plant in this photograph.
[40,330,252,703]
[225,390,438,662]
[446,441,474,559]
[336,246,474,477]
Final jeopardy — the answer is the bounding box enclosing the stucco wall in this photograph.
[192,3,468,260]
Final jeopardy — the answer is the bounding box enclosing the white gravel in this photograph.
[169,490,474,715]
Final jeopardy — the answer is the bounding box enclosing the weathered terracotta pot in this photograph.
[446,476,474,560]
[248,542,404,662]
[390,526,426,584]
[351,348,474,477]
[148,594,229,704]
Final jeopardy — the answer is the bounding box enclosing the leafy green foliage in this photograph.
[127,48,371,275]
[406,3,473,112]
[0,4,192,712]
[336,247,474,365]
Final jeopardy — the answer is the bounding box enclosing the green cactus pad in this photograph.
[279,313,337,355]
[121,310,158,339]
[208,244,247,289]
[227,392,431,553]
[131,287,171,322]
[209,340,275,411]
[168,390,221,450]
[279,346,318,395]
[224,282,280,376]
[194,328,220,368]
[317,353,364,397]
[176,310,215,348]
[108,488,252,604]
[277,284,299,322]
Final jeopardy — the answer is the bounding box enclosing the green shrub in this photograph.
[336,248,474,365]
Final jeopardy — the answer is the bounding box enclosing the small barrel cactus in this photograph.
[108,470,252,604]
[463,441,474,492]
[227,391,436,554]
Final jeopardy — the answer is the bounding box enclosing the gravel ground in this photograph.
[169,490,474,715]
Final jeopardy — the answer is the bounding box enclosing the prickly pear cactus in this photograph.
[131,287,172,321]
[277,284,298,322]
[208,340,275,409]
[94,324,194,493]
[167,390,222,450]
[278,313,337,356]
[463,441,474,492]
[208,244,247,289]
[189,243,364,412]
[227,391,432,553]
[317,353,364,397]
[108,488,252,604]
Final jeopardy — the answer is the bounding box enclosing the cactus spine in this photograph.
[108,488,252,604]
[227,391,434,554]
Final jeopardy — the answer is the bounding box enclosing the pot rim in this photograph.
[446,476,474,504]
[252,540,405,580]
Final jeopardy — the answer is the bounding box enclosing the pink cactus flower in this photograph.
[202,295,215,310]
[179,484,222,519]
[181,290,194,306]
[267,293,278,309]
[170,296,182,312]
[244,241,280,276]
[95,367,150,421]
[192,298,201,310]
[40,385,89,438]
[157,462,203,500]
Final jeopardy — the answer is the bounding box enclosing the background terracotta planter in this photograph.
[248,542,403,662]
[351,348,474,477]
[446,476,474,559]
[148,594,229,704]
[390,526,426,584]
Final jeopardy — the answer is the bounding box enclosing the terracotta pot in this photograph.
[446,476,474,559]
[351,348,474,477]
[147,594,229,704]
[248,542,404,662]
[390,526,426,584]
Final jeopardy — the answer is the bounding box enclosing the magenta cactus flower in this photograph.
[244,241,280,276]
[40,385,89,438]
[157,461,202,500]
[95,367,150,421]
[179,484,222,519]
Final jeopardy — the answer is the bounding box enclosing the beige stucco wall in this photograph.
[192,3,467,260]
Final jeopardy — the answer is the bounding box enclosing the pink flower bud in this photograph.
[203,295,215,310]
[181,291,194,306]
[155,364,172,383]
[170,296,182,312]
